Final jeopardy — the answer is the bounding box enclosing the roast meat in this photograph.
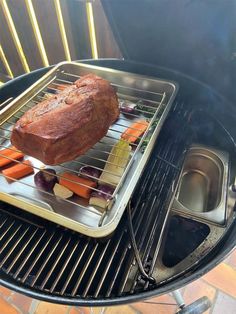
[11,74,119,165]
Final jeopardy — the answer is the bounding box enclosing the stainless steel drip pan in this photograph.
[0,62,177,237]
[173,145,229,225]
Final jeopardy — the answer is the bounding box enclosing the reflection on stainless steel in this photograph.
[173,145,229,225]
[179,171,209,212]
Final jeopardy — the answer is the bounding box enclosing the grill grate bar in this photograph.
[21,232,56,283]
[50,239,80,293]
[24,102,37,108]
[0,217,9,229]
[0,224,22,255]
[120,106,155,116]
[114,121,148,131]
[94,234,124,298]
[6,227,38,274]
[13,229,47,279]
[85,146,129,159]
[105,238,131,298]
[40,236,72,290]
[31,234,64,287]
[72,243,99,296]
[60,241,89,295]
[82,240,110,297]
[49,81,72,87]
[46,86,59,93]
[0,227,30,268]
[0,220,16,243]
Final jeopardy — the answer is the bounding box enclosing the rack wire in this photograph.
[0,70,167,230]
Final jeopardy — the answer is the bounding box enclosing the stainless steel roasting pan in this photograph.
[0,62,178,237]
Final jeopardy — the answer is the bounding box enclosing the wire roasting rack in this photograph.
[0,62,178,237]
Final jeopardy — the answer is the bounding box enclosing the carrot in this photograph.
[59,172,97,199]
[56,84,70,91]
[121,120,149,143]
[2,160,34,180]
[49,83,70,91]
[0,146,24,167]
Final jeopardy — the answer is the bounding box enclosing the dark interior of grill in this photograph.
[162,216,210,268]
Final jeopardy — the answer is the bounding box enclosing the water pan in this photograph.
[173,145,229,225]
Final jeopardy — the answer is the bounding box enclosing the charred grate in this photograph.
[0,100,192,299]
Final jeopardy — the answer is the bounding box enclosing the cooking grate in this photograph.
[0,99,191,299]
[0,63,176,237]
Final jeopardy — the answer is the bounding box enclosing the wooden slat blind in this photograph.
[0,1,28,76]
[0,44,13,78]
[0,0,122,83]
[7,0,44,71]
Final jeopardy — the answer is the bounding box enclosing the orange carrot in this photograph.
[59,172,97,199]
[0,146,24,167]
[56,84,70,91]
[121,120,149,143]
[49,83,70,91]
[2,160,34,180]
